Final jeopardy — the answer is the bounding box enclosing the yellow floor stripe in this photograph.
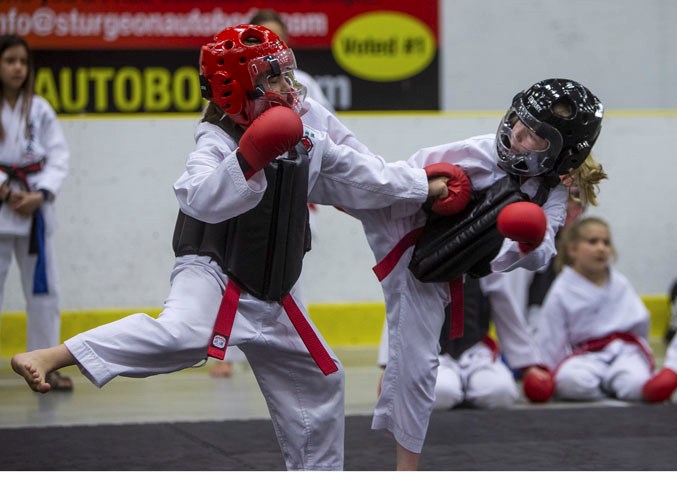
[0,296,670,357]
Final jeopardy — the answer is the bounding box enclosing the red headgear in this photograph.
[199,24,306,126]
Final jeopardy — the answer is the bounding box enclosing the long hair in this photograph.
[551,99,607,207]
[0,35,34,142]
[565,155,608,207]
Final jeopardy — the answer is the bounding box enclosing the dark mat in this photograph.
[1,404,676,470]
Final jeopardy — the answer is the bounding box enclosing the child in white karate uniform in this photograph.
[10,25,450,471]
[536,217,654,401]
[0,35,70,390]
[376,186,591,410]
[349,79,607,469]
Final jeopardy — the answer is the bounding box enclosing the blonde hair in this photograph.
[562,155,607,207]
[201,101,243,135]
[550,99,607,206]
[555,216,616,272]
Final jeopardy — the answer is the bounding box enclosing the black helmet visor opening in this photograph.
[496,97,564,176]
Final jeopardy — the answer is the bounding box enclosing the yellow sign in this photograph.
[35,66,202,113]
[332,11,436,82]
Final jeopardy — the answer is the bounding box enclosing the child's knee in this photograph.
[555,365,604,400]
[473,383,519,408]
[434,365,463,409]
[434,382,463,410]
[608,370,646,401]
[467,369,518,408]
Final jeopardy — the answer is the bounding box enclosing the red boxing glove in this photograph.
[424,162,472,215]
[642,368,677,403]
[523,367,555,403]
[497,202,547,253]
[238,106,304,180]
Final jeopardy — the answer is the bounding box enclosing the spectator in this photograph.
[535,217,654,402]
[0,35,70,390]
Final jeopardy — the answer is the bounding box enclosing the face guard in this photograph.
[199,24,306,126]
[496,79,604,177]
[247,49,307,121]
[496,96,564,176]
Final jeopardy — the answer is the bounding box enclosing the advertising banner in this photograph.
[1,0,439,114]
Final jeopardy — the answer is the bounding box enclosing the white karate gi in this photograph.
[434,339,518,410]
[295,70,335,113]
[376,248,543,412]
[537,266,653,401]
[481,270,542,370]
[434,270,541,410]
[349,134,567,454]
[665,335,677,372]
[0,94,69,350]
[64,103,429,471]
[377,267,540,410]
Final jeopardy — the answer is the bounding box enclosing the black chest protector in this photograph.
[409,175,552,282]
[172,129,311,302]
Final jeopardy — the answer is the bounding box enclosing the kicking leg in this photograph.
[11,344,75,393]
[396,443,420,471]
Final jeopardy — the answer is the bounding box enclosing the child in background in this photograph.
[535,217,654,402]
[0,35,70,390]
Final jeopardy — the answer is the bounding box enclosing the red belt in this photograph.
[207,280,339,376]
[372,226,464,339]
[481,334,500,361]
[0,160,45,188]
[571,331,654,370]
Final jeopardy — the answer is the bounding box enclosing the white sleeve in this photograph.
[536,287,572,370]
[296,71,335,113]
[302,99,374,154]
[34,100,69,196]
[308,132,429,210]
[173,123,267,224]
[490,183,568,273]
[664,335,677,372]
[481,272,541,369]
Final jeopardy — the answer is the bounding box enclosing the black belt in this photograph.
[0,159,49,294]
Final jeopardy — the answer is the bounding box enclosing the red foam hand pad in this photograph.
[497,202,547,251]
[523,370,555,403]
[238,106,303,177]
[424,162,472,215]
[642,368,677,403]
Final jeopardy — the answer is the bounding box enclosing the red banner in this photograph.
[1,0,440,113]
[1,0,438,49]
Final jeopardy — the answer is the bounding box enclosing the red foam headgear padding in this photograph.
[199,24,287,126]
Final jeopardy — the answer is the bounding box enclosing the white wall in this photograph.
[3,0,677,310]
[306,113,677,303]
[441,0,677,110]
[2,111,675,311]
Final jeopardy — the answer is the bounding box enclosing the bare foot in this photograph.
[11,352,52,393]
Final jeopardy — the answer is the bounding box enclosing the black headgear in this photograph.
[496,79,604,177]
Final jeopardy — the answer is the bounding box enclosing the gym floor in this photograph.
[1,343,676,473]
